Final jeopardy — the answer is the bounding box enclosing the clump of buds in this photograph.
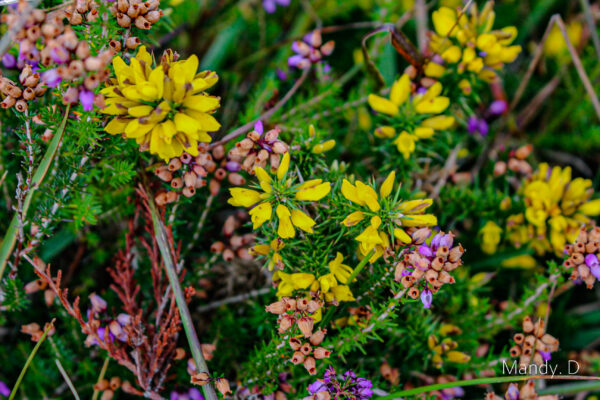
[288,30,335,70]
[345,305,373,327]
[107,0,163,31]
[228,120,289,174]
[21,321,55,342]
[155,143,246,206]
[266,297,330,375]
[379,362,400,385]
[510,316,559,367]
[486,381,557,400]
[210,211,255,262]
[93,376,126,400]
[493,144,533,177]
[190,372,232,396]
[0,66,46,111]
[564,227,600,288]
[394,229,464,308]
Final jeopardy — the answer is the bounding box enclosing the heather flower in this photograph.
[564,227,600,288]
[289,30,335,70]
[170,388,204,400]
[368,75,454,159]
[486,381,558,400]
[101,46,221,161]
[304,367,373,400]
[395,229,464,307]
[2,53,16,69]
[228,152,331,238]
[0,381,10,397]
[341,171,437,261]
[263,0,290,13]
[228,120,289,173]
[506,163,600,255]
[426,1,521,83]
[510,316,559,367]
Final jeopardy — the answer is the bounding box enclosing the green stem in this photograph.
[0,105,71,281]
[146,188,218,400]
[9,320,55,400]
[346,249,375,285]
[378,375,600,399]
[55,358,81,400]
[538,380,600,395]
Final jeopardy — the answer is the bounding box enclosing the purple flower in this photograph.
[591,265,600,280]
[288,30,334,70]
[585,254,599,268]
[42,69,62,88]
[170,388,204,400]
[79,89,95,111]
[263,0,289,13]
[308,380,327,394]
[89,293,107,313]
[117,313,131,326]
[254,120,264,134]
[0,381,10,397]
[226,161,241,172]
[276,67,288,81]
[506,384,519,400]
[539,350,552,361]
[489,99,508,115]
[420,288,433,309]
[467,116,489,137]
[418,244,433,257]
[2,53,16,69]
[50,46,70,64]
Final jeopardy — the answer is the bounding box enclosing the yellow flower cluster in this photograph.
[480,221,502,254]
[428,324,471,368]
[251,238,285,271]
[368,74,454,159]
[544,21,583,62]
[228,153,331,238]
[507,163,600,255]
[341,171,437,261]
[272,253,355,303]
[426,1,521,84]
[101,46,221,161]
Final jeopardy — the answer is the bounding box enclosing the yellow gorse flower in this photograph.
[228,152,331,239]
[272,253,355,303]
[428,334,470,368]
[250,238,285,271]
[544,21,583,62]
[426,1,521,83]
[368,74,454,159]
[507,163,600,255]
[101,46,221,161]
[480,220,502,254]
[341,171,437,261]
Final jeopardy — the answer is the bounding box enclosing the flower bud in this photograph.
[303,356,316,375]
[297,317,314,337]
[313,347,331,359]
[215,378,232,396]
[309,329,326,345]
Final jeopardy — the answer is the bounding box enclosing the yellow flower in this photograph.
[480,221,502,254]
[273,271,316,297]
[368,75,454,159]
[228,152,331,238]
[341,172,437,259]
[328,252,354,283]
[427,2,521,82]
[250,238,285,271]
[544,21,583,61]
[428,334,470,369]
[507,163,600,255]
[101,46,221,161]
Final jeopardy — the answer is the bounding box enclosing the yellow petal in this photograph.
[341,179,362,205]
[276,205,295,238]
[277,152,290,180]
[368,94,399,116]
[342,211,365,227]
[390,74,410,106]
[249,202,272,229]
[295,182,331,201]
[228,188,262,207]
[290,209,316,233]
[380,171,395,199]
[374,126,396,138]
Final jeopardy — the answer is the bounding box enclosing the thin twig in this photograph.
[210,68,310,148]
[511,15,600,121]
[415,0,427,51]
[91,357,110,400]
[432,144,461,198]
[197,287,271,313]
[55,359,81,400]
[579,0,600,59]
